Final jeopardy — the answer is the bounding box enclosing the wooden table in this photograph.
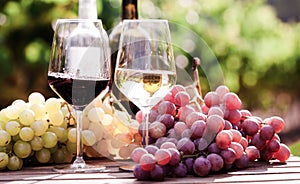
[1,156,300,184]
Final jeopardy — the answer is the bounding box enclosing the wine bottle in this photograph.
[109,0,138,86]
[109,0,139,115]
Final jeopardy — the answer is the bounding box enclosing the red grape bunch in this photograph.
[132,84,291,181]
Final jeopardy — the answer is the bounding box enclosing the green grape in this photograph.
[82,129,97,146]
[41,132,58,148]
[0,109,9,122]
[87,107,105,122]
[28,92,45,105]
[30,120,48,136]
[13,140,32,158]
[35,148,51,163]
[45,98,61,114]
[0,121,6,130]
[7,155,23,170]
[48,110,64,126]
[12,99,28,112]
[19,109,35,126]
[5,121,21,136]
[4,105,20,120]
[48,126,68,143]
[30,103,46,120]
[30,136,44,151]
[0,152,9,169]
[49,144,58,154]
[19,127,34,142]
[66,141,76,154]
[67,128,76,143]
[0,130,11,146]
[52,148,66,164]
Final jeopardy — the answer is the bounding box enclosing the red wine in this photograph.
[48,75,109,107]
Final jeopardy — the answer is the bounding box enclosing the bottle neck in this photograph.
[79,0,97,19]
[122,0,138,20]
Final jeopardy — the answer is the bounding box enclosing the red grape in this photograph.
[267,139,280,152]
[230,129,242,143]
[250,133,266,150]
[229,142,244,159]
[140,153,156,171]
[131,147,148,163]
[190,120,206,139]
[215,85,230,101]
[273,143,290,163]
[168,148,181,166]
[149,121,166,139]
[260,125,275,141]
[208,106,224,118]
[204,91,220,108]
[193,157,211,177]
[170,84,186,96]
[245,146,260,161]
[145,145,159,155]
[172,163,187,177]
[206,114,225,134]
[177,137,195,155]
[174,121,188,136]
[225,109,241,125]
[242,118,259,136]
[216,130,232,149]
[174,91,190,107]
[150,164,165,181]
[177,105,195,122]
[264,116,285,133]
[234,152,249,169]
[160,142,177,149]
[158,114,175,129]
[207,153,224,172]
[155,149,171,166]
[133,164,151,180]
[220,148,237,165]
[185,112,206,128]
[158,101,176,116]
[223,92,242,110]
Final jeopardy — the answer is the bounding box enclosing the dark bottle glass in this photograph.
[109,0,139,115]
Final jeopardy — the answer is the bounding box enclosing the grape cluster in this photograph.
[0,92,141,171]
[132,85,291,181]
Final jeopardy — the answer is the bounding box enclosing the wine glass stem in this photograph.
[143,109,150,146]
[71,108,86,169]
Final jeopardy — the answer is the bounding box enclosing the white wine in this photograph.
[115,68,176,110]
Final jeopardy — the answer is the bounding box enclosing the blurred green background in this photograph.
[0,0,300,152]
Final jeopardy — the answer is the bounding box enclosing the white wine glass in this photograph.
[48,19,110,173]
[114,19,177,146]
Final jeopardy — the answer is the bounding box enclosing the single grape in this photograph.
[48,110,64,126]
[215,85,230,100]
[45,98,61,114]
[229,142,244,159]
[28,92,45,104]
[7,155,23,171]
[208,106,224,118]
[160,142,177,149]
[67,128,76,143]
[163,92,175,103]
[145,145,159,155]
[140,153,156,171]
[181,129,192,138]
[167,148,181,166]
[30,136,44,151]
[240,109,252,120]
[239,137,249,150]
[273,143,291,163]
[177,105,195,122]
[35,148,51,163]
[234,152,249,169]
[30,120,49,136]
[207,153,224,172]
[177,137,195,155]
[30,103,46,120]
[155,149,171,166]
[5,121,21,136]
[4,105,20,120]
[193,157,211,177]
[150,164,165,181]
[174,91,190,107]
[207,142,221,154]
[19,109,35,126]
[242,118,259,136]
[148,110,159,123]
[223,92,242,110]
[158,114,174,130]
[204,91,220,108]
[220,148,236,165]
[66,141,76,154]
[245,146,260,161]
[149,121,166,139]
[230,129,242,143]
[224,120,233,130]
[13,140,32,158]
[170,84,186,96]
[195,137,210,151]
[82,130,97,146]
[183,157,194,174]
[158,101,176,115]
[206,114,225,134]
[0,130,11,146]
[19,127,34,142]
[250,133,266,150]
[41,131,58,148]
[174,121,188,136]
[215,130,232,150]
[185,112,206,128]
[135,110,143,124]
[264,116,285,133]
[172,163,187,177]
[267,139,280,152]
[133,164,151,181]
[155,137,169,148]
[48,126,68,143]
[131,147,148,163]
[0,152,9,169]
[260,125,275,141]
[190,120,206,139]
[224,109,241,125]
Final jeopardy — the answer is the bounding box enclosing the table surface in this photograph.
[1,156,300,184]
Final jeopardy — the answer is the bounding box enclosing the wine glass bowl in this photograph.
[114,19,176,145]
[48,19,110,172]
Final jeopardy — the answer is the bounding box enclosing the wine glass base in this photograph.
[119,164,135,172]
[53,164,106,173]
